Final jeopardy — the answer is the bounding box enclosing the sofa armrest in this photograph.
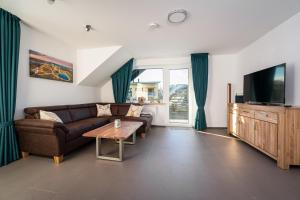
[15,119,67,156]
[15,119,68,134]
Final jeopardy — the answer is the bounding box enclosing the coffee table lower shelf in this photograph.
[96,131,136,162]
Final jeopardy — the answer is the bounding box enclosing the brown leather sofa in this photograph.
[14,103,152,164]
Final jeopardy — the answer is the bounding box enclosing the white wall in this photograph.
[99,55,238,127]
[15,24,99,119]
[235,12,300,106]
[206,55,238,127]
[99,80,114,102]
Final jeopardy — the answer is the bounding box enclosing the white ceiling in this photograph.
[2,0,300,58]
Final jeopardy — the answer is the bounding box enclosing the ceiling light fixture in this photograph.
[47,0,55,5]
[168,9,188,23]
[85,25,92,32]
[149,22,160,30]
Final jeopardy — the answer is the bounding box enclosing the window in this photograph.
[169,69,189,123]
[127,69,163,103]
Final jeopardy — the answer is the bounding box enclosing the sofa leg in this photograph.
[141,133,146,139]
[53,155,64,164]
[21,151,29,158]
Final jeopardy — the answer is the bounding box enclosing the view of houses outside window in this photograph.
[169,69,189,123]
[127,69,163,103]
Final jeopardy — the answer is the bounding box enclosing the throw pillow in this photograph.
[39,110,63,123]
[96,104,112,117]
[126,104,143,117]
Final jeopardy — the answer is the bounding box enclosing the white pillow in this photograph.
[96,104,112,117]
[39,110,63,123]
[126,104,143,117]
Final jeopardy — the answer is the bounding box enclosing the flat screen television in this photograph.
[243,63,286,105]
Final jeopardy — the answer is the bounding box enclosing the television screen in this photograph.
[243,64,286,104]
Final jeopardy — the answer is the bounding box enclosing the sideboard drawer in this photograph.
[239,108,254,118]
[255,111,278,124]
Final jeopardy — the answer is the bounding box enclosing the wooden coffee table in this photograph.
[83,121,143,161]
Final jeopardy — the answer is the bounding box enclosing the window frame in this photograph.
[133,60,194,127]
[169,68,190,124]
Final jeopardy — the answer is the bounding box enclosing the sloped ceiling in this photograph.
[77,46,121,85]
[2,0,300,58]
[77,46,132,86]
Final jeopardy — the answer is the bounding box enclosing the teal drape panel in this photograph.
[191,53,208,131]
[0,9,21,166]
[111,58,134,103]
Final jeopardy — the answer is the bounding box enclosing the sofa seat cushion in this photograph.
[65,118,109,141]
[88,117,110,127]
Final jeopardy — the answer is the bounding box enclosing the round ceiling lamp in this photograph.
[168,9,188,23]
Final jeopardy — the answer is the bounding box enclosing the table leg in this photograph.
[96,135,101,157]
[96,136,124,162]
[119,139,124,161]
[116,131,136,145]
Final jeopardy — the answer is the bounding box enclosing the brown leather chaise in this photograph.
[14,103,152,164]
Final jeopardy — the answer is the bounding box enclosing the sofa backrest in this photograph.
[24,103,96,123]
[24,103,141,123]
[117,104,131,115]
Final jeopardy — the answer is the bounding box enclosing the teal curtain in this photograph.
[111,58,134,103]
[0,9,21,166]
[191,53,209,131]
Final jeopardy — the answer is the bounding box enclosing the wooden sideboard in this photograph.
[227,103,300,169]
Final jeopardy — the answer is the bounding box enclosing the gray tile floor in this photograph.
[1,126,300,200]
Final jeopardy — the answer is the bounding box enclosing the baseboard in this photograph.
[151,125,167,127]
[151,125,227,129]
[151,124,193,128]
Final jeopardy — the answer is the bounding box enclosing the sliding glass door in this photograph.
[169,69,189,124]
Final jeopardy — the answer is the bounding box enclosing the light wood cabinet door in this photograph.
[238,116,254,144]
[254,120,264,149]
[254,120,278,157]
[287,110,300,165]
[238,116,245,139]
[229,112,238,137]
[244,117,255,144]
